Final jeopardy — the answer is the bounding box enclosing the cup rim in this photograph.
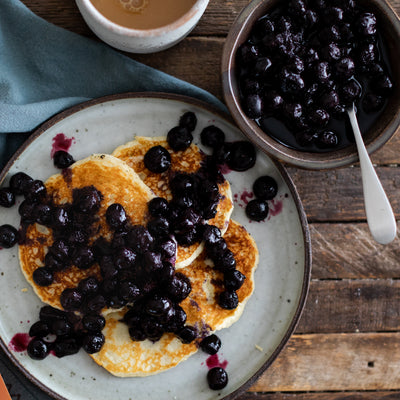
[78,0,209,37]
[221,0,400,169]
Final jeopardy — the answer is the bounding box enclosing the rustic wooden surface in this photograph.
[16,0,400,399]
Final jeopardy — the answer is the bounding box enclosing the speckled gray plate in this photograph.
[0,93,311,400]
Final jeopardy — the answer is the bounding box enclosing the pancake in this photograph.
[112,136,234,269]
[19,154,155,309]
[90,220,258,377]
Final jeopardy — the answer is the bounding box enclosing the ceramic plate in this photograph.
[0,93,311,400]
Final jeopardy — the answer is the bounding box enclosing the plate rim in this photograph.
[0,92,312,400]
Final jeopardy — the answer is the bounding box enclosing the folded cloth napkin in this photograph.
[0,0,225,168]
[0,0,225,397]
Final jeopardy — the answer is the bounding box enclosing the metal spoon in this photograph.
[347,104,397,244]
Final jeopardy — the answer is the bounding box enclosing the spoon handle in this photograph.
[348,105,397,244]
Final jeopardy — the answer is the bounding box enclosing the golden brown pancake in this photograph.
[112,136,233,269]
[90,220,258,377]
[19,154,155,309]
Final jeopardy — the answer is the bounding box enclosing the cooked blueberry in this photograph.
[72,186,102,214]
[358,43,378,65]
[50,319,72,336]
[18,200,35,223]
[218,290,239,309]
[143,251,163,273]
[29,320,50,338]
[0,224,18,248]
[145,296,173,317]
[254,57,272,76]
[39,305,67,322]
[166,305,187,332]
[317,131,339,148]
[283,103,302,122]
[24,180,46,202]
[227,141,256,172]
[82,332,105,354]
[60,288,83,311]
[9,172,33,195]
[303,47,319,66]
[147,217,169,238]
[371,74,393,96]
[246,199,269,221]
[159,261,175,282]
[340,79,362,104]
[240,77,261,95]
[51,206,71,229]
[119,281,141,302]
[263,91,284,113]
[167,272,192,302]
[144,145,172,173]
[106,203,127,229]
[33,267,54,286]
[129,326,147,341]
[33,203,52,225]
[355,12,377,36]
[320,25,341,43]
[200,334,221,355]
[179,111,197,132]
[253,176,278,200]
[214,249,236,271]
[362,93,385,113]
[49,239,70,261]
[159,239,177,260]
[320,90,340,111]
[27,338,49,360]
[224,269,246,291]
[177,325,198,344]
[126,225,153,254]
[308,109,330,128]
[203,225,222,245]
[72,246,95,270]
[53,338,80,358]
[82,314,106,332]
[237,42,259,65]
[315,62,331,83]
[280,71,305,95]
[114,247,137,270]
[207,367,228,390]
[78,276,99,297]
[148,197,169,217]
[0,188,15,208]
[167,126,193,152]
[170,173,195,196]
[253,17,275,40]
[53,150,75,169]
[206,238,228,261]
[85,294,107,313]
[323,7,344,24]
[200,126,226,149]
[244,94,263,119]
[320,43,341,62]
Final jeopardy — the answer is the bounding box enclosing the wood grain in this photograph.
[238,392,400,400]
[296,279,400,333]
[250,333,400,392]
[310,223,400,279]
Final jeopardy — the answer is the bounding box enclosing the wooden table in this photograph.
[17,1,400,399]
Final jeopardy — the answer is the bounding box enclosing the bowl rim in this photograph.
[76,0,209,37]
[221,0,400,169]
[0,91,312,400]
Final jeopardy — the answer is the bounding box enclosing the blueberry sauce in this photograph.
[9,333,31,352]
[51,133,74,158]
[269,198,284,217]
[240,190,254,205]
[206,353,228,370]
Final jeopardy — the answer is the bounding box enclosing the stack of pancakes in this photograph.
[19,136,259,377]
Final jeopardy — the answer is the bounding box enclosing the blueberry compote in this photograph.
[236,0,393,152]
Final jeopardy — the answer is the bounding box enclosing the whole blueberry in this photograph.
[245,199,269,221]
[244,94,263,119]
[148,197,169,217]
[200,126,226,149]
[317,131,339,148]
[82,314,106,332]
[167,126,193,152]
[144,146,171,173]
[78,276,100,297]
[29,320,50,338]
[9,172,33,195]
[0,224,19,248]
[24,180,47,202]
[355,12,377,36]
[60,288,83,311]
[71,246,95,270]
[207,367,228,390]
[32,267,54,286]
[200,334,221,355]
[27,338,49,360]
[179,111,197,132]
[53,150,75,169]
[253,176,278,200]
[53,338,80,358]
[72,186,102,214]
[82,332,105,354]
[177,325,198,344]
[218,290,239,310]
[106,203,127,229]
[362,93,384,113]
[0,188,15,208]
[224,269,246,291]
[227,141,256,172]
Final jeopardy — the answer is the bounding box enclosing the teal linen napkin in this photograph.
[0,0,225,397]
[0,0,225,168]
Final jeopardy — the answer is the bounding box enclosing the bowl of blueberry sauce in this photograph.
[222,0,400,169]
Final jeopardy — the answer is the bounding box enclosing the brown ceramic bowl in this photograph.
[221,0,400,169]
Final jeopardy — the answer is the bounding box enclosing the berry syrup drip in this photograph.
[269,198,284,217]
[206,353,228,370]
[51,133,74,158]
[9,333,31,352]
[237,0,394,153]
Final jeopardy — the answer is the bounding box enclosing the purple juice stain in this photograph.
[51,133,75,158]
[9,333,31,352]
[269,198,283,217]
[206,353,228,370]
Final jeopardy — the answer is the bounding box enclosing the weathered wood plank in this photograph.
[287,167,400,222]
[310,222,400,279]
[250,333,400,392]
[296,280,400,333]
[239,391,400,400]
